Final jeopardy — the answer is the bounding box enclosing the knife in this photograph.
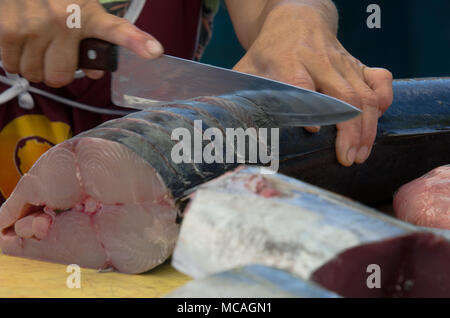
[78,39,361,127]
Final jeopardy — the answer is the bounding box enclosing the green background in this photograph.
[201,0,450,79]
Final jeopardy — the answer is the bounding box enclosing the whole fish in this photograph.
[0,78,449,273]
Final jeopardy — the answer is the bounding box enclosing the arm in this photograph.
[226,0,338,49]
[0,0,163,87]
[225,0,393,167]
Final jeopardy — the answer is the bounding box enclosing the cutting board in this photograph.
[0,254,190,298]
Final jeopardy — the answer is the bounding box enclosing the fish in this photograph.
[0,91,333,273]
[171,166,450,298]
[393,165,450,230]
[0,78,449,273]
[278,78,450,210]
[166,264,340,298]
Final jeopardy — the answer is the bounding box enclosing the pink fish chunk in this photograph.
[394,166,450,229]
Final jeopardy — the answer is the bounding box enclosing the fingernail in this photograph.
[347,147,357,165]
[306,126,321,133]
[145,40,163,58]
[356,146,369,163]
[86,70,104,80]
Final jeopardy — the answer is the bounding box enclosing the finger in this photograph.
[44,37,78,88]
[354,102,379,164]
[84,12,163,60]
[345,69,380,164]
[335,118,361,167]
[273,64,322,134]
[314,71,361,167]
[0,31,25,74]
[83,69,105,80]
[20,38,51,83]
[364,67,394,116]
[305,126,321,133]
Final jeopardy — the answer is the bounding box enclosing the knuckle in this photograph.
[85,15,131,39]
[48,9,67,26]
[2,61,19,74]
[22,30,42,41]
[0,28,20,46]
[25,17,47,34]
[339,87,360,106]
[331,48,348,61]
[101,16,131,32]
[288,76,315,91]
[315,52,333,67]
[254,47,273,65]
[113,17,132,29]
[368,67,393,83]
[45,71,73,88]
[380,69,393,81]
[23,72,43,83]
[360,89,379,108]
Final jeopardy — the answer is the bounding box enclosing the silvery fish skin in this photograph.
[0,78,449,274]
[166,264,340,298]
[172,167,450,297]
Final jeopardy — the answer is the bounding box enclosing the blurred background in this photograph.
[201,0,450,79]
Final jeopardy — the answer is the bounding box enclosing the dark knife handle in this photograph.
[79,38,118,72]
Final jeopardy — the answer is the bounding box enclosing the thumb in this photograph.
[83,12,164,59]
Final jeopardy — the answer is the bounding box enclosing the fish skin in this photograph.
[171,166,450,297]
[167,264,341,298]
[278,78,450,207]
[81,78,450,204]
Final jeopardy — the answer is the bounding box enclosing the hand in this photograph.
[0,0,163,87]
[233,3,393,167]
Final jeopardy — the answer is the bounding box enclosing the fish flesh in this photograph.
[393,165,450,229]
[172,167,450,297]
[0,78,449,273]
[0,139,180,273]
[166,264,340,298]
[312,231,450,297]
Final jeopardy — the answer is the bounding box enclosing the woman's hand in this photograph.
[0,0,163,87]
[231,2,393,166]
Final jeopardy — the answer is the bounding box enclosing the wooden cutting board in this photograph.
[0,254,190,298]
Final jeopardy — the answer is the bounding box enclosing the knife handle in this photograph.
[78,38,118,72]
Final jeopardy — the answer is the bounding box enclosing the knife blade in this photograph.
[78,42,361,127]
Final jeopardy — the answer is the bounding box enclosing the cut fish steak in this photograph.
[0,91,289,273]
[0,138,179,274]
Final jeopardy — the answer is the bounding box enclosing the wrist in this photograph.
[265,1,338,35]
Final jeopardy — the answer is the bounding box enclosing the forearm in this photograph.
[225,0,338,50]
